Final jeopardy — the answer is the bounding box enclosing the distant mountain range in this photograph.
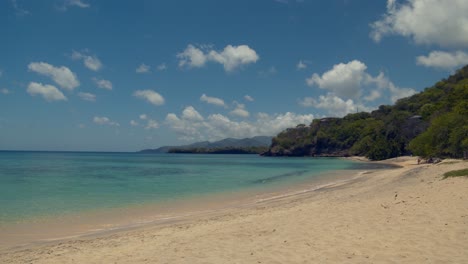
[139,136,273,153]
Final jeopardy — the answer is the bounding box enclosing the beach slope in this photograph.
[1,157,467,263]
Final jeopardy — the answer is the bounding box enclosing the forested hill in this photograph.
[263,65,468,160]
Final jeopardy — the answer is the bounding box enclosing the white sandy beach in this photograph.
[1,157,467,263]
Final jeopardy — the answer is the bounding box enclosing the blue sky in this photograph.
[1,0,468,151]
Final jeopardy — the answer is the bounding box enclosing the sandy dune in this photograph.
[1,157,467,263]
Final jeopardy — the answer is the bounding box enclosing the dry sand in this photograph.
[1,157,467,263]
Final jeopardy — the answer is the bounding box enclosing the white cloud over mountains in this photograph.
[304,60,417,116]
[165,106,313,141]
[133,90,165,106]
[28,62,79,91]
[371,0,468,48]
[230,103,250,118]
[416,50,468,70]
[27,82,67,102]
[299,94,372,117]
[177,44,259,72]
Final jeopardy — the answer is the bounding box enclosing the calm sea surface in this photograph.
[0,151,381,224]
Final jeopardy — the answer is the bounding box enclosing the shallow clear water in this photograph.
[0,151,372,224]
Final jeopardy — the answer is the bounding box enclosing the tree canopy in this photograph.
[264,65,468,160]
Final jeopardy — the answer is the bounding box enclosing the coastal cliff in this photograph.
[263,65,468,160]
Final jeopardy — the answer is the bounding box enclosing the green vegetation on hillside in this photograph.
[264,65,468,160]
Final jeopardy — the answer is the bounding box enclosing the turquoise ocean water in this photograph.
[0,151,383,225]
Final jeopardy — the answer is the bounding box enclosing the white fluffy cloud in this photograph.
[306,60,416,103]
[78,92,96,102]
[133,90,165,106]
[136,63,150,73]
[132,114,159,129]
[61,0,90,10]
[182,106,204,121]
[1,88,10,95]
[28,62,79,91]
[387,82,417,103]
[230,103,250,118]
[145,119,159,130]
[93,116,119,126]
[371,0,468,48]
[177,44,259,72]
[200,94,225,107]
[165,106,314,141]
[416,50,468,70]
[208,45,259,72]
[27,82,67,102]
[12,0,30,16]
[299,93,373,117]
[244,95,254,102]
[306,60,368,99]
[297,60,307,70]
[93,78,113,90]
[71,51,102,71]
[156,63,167,71]
[177,44,208,68]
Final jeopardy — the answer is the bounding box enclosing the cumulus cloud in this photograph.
[306,60,416,103]
[177,44,208,68]
[182,106,204,121]
[387,82,417,103]
[157,63,167,71]
[93,116,119,126]
[11,0,30,16]
[165,106,314,141]
[136,63,150,73]
[416,50,468,70]
[132,114,158,129]
[27,82,67,102]
[28,62,79,91]
[370,0,468,48]
[364,90,381,102]
[258,66,277,77]
[177,44,259,72]
[230,103,250,118]
[297,60,307,70]
[299,93,373,117]
[1,88,10,95]
[78,92,96,102]
[244,95,254,102]
[71,51,102,71]
[208,45,259,72]
[133,90,165,106]
[200,94,225,107]
[93,78,113,90]
[306,60,368,99]
[145,119,159,130]
[59,0,90,11]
